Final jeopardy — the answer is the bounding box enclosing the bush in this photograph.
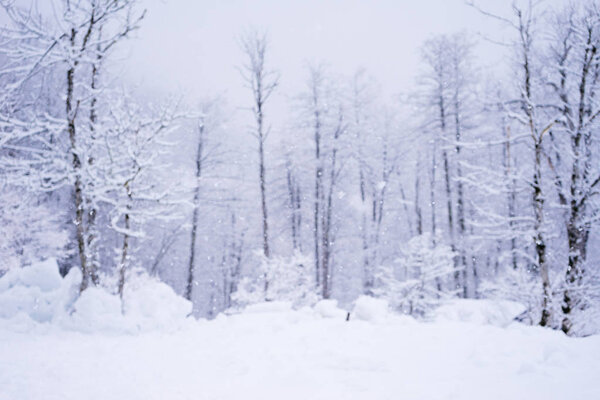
[232,251,318,308]
[373,233,456,317]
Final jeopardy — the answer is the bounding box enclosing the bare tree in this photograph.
[186,118,205,301]
[350,70,396,294]
[470,0,554,325]
[0,0,145,292]
[545,2,600,334]
[239,31,279,270]
[321,105,345,299]
[309,66,325,289]
[420,35,460,293]
[101,96,181,300]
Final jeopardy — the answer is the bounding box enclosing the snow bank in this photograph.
[434,299,527,327]
[65,287,125,333]
[123,277,193,330]
[0,258,62,292]
[2,293,599,400]
[0,258,80,323]
[0,260,193,333]
[314,299,347,319]
[352,295,390,322]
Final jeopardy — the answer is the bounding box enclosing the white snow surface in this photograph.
[1,261,600,400]
[314,299,348,319]
[434,298,528,327]
[352,295,391,322]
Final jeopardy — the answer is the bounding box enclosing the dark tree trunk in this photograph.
[186,124,204,301]
[117,186,132,300]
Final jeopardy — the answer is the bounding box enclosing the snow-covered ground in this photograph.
[1,261,599,400]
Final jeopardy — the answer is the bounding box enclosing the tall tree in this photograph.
[471,0,554,325]
[239,31,278,268]
[0,0,145,292]
[545,2,600,334]
[186,117,206,301]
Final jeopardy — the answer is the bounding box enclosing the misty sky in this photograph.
[0,0,566,128]
[121,0,519,113]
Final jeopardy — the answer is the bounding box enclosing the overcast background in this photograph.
[117,0,523,126]
[0,0,564,129]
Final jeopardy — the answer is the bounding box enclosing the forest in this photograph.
[0,0,599,341]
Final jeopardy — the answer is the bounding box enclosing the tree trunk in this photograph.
[321,114,341,299]
[454,96,468,297]
[414,162,423,236]
[258,132,270,260]
[286,161,301,250]
[429,140,437,240]
[66,35,91,293]
[117,187,132,301]
[186,124,204,301]
[561,34,597,334]
[85,45,102,289]
[313,91,322,289]
[534,141,551,327]
[503,124,518,270]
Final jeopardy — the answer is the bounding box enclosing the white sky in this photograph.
[121,0,517,111]
[0,0,566,129]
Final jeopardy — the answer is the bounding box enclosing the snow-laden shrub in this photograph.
[479,267,545,325]
[562,264,600,336]
[434,299,526,327]
[0,189,68,272]
[232,251,318,308]
[571,304,600,337]
[480,265,600,335]
[373,234,456,317]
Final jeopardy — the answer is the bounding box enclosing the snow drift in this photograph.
[0,283,599,400]
[0,259,193,333]
[0,258,80,324]
[1,262,600,399]
[434,298,527,327]
[0,260,533,334]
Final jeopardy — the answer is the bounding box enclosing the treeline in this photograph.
[0,0,599,336]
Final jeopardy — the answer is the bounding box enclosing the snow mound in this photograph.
[0,259,80,323]
[123,277,193,331]
[0,261,193,333]
[434,299,526,327]
[0,258,62,292]
[66,287,125,333]
[314,299,347,319]
[352,296,390,322]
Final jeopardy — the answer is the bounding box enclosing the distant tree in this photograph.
[374,233,456,317]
